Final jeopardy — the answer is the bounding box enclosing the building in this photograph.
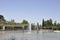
[0,24,29,31]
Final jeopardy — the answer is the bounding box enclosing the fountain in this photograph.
[29,23,31,32]
[27,21,31,34]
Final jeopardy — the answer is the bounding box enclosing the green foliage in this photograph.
[21,20,29,24]
[0,21,6,24]
[7,21,15,25]
[44,21,47,26]
[42,19,44,27]
[56,23,60,30]
[0,15,5,21]
[46,19,52,26]
[53,21,60,30]
[42,19,53,29]
[1,15,60,30]
[31,23,36,30]
[42,19,60,30]
[54,21,56,26]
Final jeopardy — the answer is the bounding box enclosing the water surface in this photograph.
[0,31,60,40]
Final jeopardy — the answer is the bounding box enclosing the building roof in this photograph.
[0,24,28,27]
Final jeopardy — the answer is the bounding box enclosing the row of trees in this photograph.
[42,19,53,29]
[0,15,39,30]
[0,15,60,30]
[0,15,29,25]
[42,19,60,30]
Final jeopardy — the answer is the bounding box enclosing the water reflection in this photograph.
[0,31,60,40]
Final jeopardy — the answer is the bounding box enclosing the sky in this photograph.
[0,0,60,24]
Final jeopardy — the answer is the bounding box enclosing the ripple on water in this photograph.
[0,31,60,40]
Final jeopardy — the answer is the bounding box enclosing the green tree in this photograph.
[45,19,53,29]
[0,15,5,21]
[42,19,44,27]
[49,19,53,26]
[21,20,29,24]
[46,19,52,26]
[31,23,36,30]
[56,23,60,30]
[44,21,47,26]
[42,19,53,29]
[54,21,56,26]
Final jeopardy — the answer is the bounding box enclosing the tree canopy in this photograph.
[21,20,29,24]
[0,15,5,21]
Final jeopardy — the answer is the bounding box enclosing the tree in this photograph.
[46,19,52,26]
[42,19,44,27]
[54,21,56,26]
[56,23,60,30]
[21,19,29,24]
[31,23,36,30]
[0,15,5,21]
[49,19,53,26]
[44,21,47,26]
[42,19,53,29]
